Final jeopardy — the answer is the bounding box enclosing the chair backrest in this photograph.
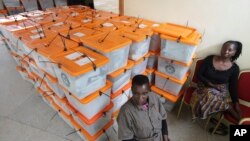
[238,70,250,102]
[190,58,204,84]
[3,0,21,7]
[3,0,25,15]
[38,0,54,10]
[21,0,39,11]
[0,0,4,10]
[54,0,67,7]
[0,0,7,16]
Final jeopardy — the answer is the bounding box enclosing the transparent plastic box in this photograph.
[26,34,79,78]
[131,53,150,78]
[59,27,102,43]
[50,47,109,99]
[16,66,28,80]
[32,73,50,91]
[26,72,37,84]
[111,82,132,114]
[107,60,133,93]
[160,35,198,63]
[144,69,155,85]
[4,36,25,57]
[29,61,44,78]
[153,23,201,63]
[0,18,31,43]
[51,100,74,129]
[103,45,130,74]
[151,85,184,110]
[81,31,132,74]
[120,27,152,61]
[42,19,81,33]
[152,90,176,112]
[10,51,21,65]
[72,120,117,141]
[50,93,70,116]
[129,37,151,61]
[12,27,58,54]
[147,51,158,69]
[63,81,112,119]
[2,19,41,47]
[92,10,119,20]
[119,19,158,61]
[83,19,126,33]
[158,56,192,80]
[155,71,188,96]
[54,0,68,7]
[37,87,54,108]
[58,109,74,129]
[44,72,65,98]
[153,23,197,38]
[71,102,113,136]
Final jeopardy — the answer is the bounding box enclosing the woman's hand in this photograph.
[208,82,222,92]
[163,135,170,141]
[234,102,242,118]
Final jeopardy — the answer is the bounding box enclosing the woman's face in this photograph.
[132,84,150,105]
[221,43,237,59]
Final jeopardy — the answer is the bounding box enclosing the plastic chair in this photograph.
[20,0,39,11]
[177,58,204,118]
[177,58,213,129]
[38,0,54,10]
[212,70,250,134]
[0,0,7,16]
[54,0,67,7]
[3,0,25,15]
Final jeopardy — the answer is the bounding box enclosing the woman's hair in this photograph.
[132,75,150,87]
[222,40,242,61]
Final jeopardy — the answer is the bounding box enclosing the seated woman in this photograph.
[191,40,242,122]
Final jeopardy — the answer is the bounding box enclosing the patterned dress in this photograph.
[190,55,239,119]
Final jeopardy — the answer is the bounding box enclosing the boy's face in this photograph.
[132,84,150,105]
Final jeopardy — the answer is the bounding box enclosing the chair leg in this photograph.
[177,96,185,119]
[204,116,212,130]
[212,114,224,135]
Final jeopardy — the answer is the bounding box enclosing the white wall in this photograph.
[94,0,119,14]
[124,0,250,70]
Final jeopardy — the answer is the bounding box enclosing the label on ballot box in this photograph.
[230,125,250,141]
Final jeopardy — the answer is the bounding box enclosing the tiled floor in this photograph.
[0,40,229,141]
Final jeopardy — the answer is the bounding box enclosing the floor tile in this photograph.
[0,117,68,141]
[46,114,82,141]
[0,45,34,117]
[8,93,56,130]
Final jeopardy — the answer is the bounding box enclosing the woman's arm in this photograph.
[162,120,170,141]
[229,65,240,103]
[117,108,135,141]
[229,65,241,115]
[162,119,168,135]
[197,56,212,86]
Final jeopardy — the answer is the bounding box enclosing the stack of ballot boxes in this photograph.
[152,23,201,111]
